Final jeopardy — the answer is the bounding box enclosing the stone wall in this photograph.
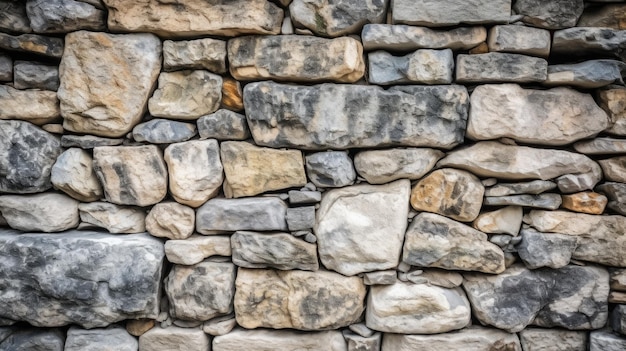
[1,0,626,350]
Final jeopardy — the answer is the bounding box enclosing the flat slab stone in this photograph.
[0,32,63,58]
[514,0,584,29]
[519,328,586,351]
[0,328,64,351]
[488,25,551,57]
[575,137,626,155]
[0,193,78,232]
[213,328,347,351]
[552,27,626,61]
[483,194,562,210]
[0,85,60,125]
[456,53,547,83]
[382,327,522,351]
[244,81,469,150]
[139,326,209,351]
[485,180,557,196]
[0,231,164,328]
[196,197,288,234]
[78,202,145,234]
[133,119,197,144]
[368,49,453,85]
[354,148,443,185]
[231,231,319,271]
[65,326,138,351]
[362,24,486,51]
[545,60,626,88]
[165,235,231,266]
[26,0,106,33]
[392,0,510,26]
[60,135,124,149]
[163,38,227,73]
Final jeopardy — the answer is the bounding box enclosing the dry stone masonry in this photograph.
[1,0,626,350]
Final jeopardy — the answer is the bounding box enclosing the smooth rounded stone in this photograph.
[0,53,11,82]
[382,327,522,351]
[126,319,155,337]
[165,235,231,266]
[612,305,626,335]
[60,135,124,149]
[392,0,510,26]
[289,0,387,37]
[579,4,626,29]
[148,70,222,120]
[235,268,366,330]
[575,137,626,155]
[65,326,138,351]
[0,328,64,351]
[0,85,59,125]
[221,77,244,112]
[552,28,626,61]
[139,327,209,351]
[516,228,578,269]
[196,197,288,233]
[197,109,250,141]
[514,0,584,29]
[228,35,364,83]
[485,180,557,197]
[93,145,167,207]
[354,148,443,185]
[286,206,315,231]
[231,231,319,271]
[596,182,626,215]
[599,88,626,136]
[0,231,164,328]
[473,206,523,236]
[600,156,626,183]
[13,61,59,90]
[368,49,453,85]
[402,212,505,274]
[463,264,609,332]
[25,0,105,33]
[438,141,603,185]
[288,190,322,204]
[166,261,235,322]
[488,25,551,57]
[203,315,236,336]
[146,202,195,240]
[519,328,587,351]
[590,330,626,351]
[213,328,347,351]
[305,151,356,188]
[78,202,145,234]
[163,38,226,73]
[316,180,410,276]
[50,148,102,202]
[362,24,486,51]
[132,119,197,144]
[545,60,626,88]
[0,1,31,33]
[363,270,397,285]
[245,81,469,150]
[103,0,282,37]
[221,141,306,198]
[366,281,471,334]
[410,168,484,222]
[484,194,562,210]
[525,210,626,267]
[0,193,78,232]
[561,192,607,215]
[456,53,547,83]
[0,33,64,58]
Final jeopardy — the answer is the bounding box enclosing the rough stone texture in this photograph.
[196,197,288,233]
[0,85,60,125]
[165,235,231,266]
[354,148,443,184]
[552,28,626,61]
[546,60,626,88]
[485,180,556,197]
[163,38,227,73]
[0,193,78,232]
[138,327,209,351]
[579,4,626,30]
[164,140,223,207]
[25,0,105,33]
[516,228,578,269]
[392,0,510,26]
[561,192,607,215]
[368,49,453,85]
[245,81,469,150]
[463,264,609,332]
[289,190,322,204]
[514,0,584,29]
[146,202,195,240]
[60,135,124,149]
[456,53,547,83]
[316,180,410,276]
[221,141,306,198]
[600,157,626,183]
[382,327,522,351]
[0,328,64,351]
[65,326,138,351]
[416,270,464,289]
[103,0,283,37]
[473,206,522,236]
[235,268,366,330]
[221,77,244,112]
[228,35,364,83]
[0,1,31,33]
[0,53,11,82]
[612,305,626,335]
[305,151,356,188]
[519,328,586,351]
[213,328,347,351]
[467,85,608,145]
[13,61,59,90]
[50,148,102,202]
[286,207,315,231]
[362,24,486,51]
[612,270,626,292]
[575,137,626,155]
[0,231,164,328]
[197,109,250,141]
[203,315,236,336]
[600,88,626,136]
[344,332,381,351]
[596,182,626,215]
[484,194,562,210]
[231,231,319,271]
[402,212,505,274]
[166,261,235,322]
[589,330,626,351]
[93,145,167,207]
[0,33,64,58]
[488,25,551,57]
[410,168,484,222]
[78,202,145,234]
[366,281,471,334]
[133,119,197,144]
[363,271,397,285]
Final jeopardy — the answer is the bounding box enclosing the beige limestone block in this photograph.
[0,85,59,125]
[145,202,195,240]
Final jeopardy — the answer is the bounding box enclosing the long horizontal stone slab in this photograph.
[552,27,626,60]
[0,230,164,328]
[213,328,347,351]
[362,25,487,51]
[244,81,469,150]
[392,0,511,26]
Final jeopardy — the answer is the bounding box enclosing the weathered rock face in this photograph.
[599,157,626,183]
[213,328,347,351]
[484,193,562,210]
[575,137,626,155]
[78,202,145,234]
[196,197,288,233]
[0,33,64,58]
[354,148,443,184]
[103,0,283,37]
[138,327,209,351]
[369,49,454,85]
[146,202,195,240]
[316,180,410,276]
[516,228,578,269]
[0,231,164,328]
[133,119,197,144]
[519,328,587,351]
[58,31,161,137]
[165,235,231,266]
[382,327,522,351]
[514,0,584,29]
[590,330,626,351]
[456,53,547,83]
[0,1,31,33]
[0,85,60,125]
[26,0,106,33]
[597,182,626,215]
[473,206,522,235]
[612,305,626,335]
[0,328,65,351]
[362,25,486,51]
[579,4,626,30]
[463,264,609,332]
[600,88,626,136]
[234,268,366,330]
[546,60,626,88]
[366,281,471,334]
[163,38,227,73]
[228,35,364,83]
[51,148,102,202]
[197,109,250,141]
[552,27,626,61]
[305,151,356,188]
[60,135,124,149]
[244,81,469,150]
[488,25,551,57]
[0,53,11,81]
[65,326,138,351]
[231,231,319,271]
[13,61,59,90]
[561,192,607,215]
[486,181,557,197]
[392,0,510,26]
[0,193,78,232]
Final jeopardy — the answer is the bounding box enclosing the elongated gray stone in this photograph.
[591,331,626,351]
[354,148,443,185]
[163,38,227,73]
[0,193,78,232]
[0,328,64,351]
[0,53,11,82]
[0,32,63,58]
[392,0,511,26]
[596,182,626,215]
[244,81,469,150]
[231,231,319,271]
[552,27,626,61]
[133,119,197,144]
[519,329,586,351]
[517,228,577,269]
[488,25,551,57]
[60,135,124,149]
[368,49,453,85]
[0,231,164,328]
[514,0,584,29]
[196,197,287,234]
[197,109,250,141]
[486,180,557,196]
[78,202,145,234]
[456,53,547,83]
[575,137,626,155]
[546,60,626,88]
[25,0,105,33]
[484,194,562,210]
[213,328,347,351]
[382,327,522,351]
[13,61,59,90]
[362,24,486,51]
[0,1,31,33]
[65,326,138,351]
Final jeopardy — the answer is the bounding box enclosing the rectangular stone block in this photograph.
[392,0,511,26]
[456,53,547,83]
[213,328,347,351]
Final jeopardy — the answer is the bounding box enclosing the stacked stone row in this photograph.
[1,0,626,350]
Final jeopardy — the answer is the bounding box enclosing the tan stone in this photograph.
[0,85,59,125]
[213,329,347,351]
[126,319,155,337]
[610,291,626,304]
[165,235,232,266]
[599,156,626,183]
[561,192,607,215]
[599,88,626,135]
[221,77,244,111]
[611,269,626,291]
[473,206,523,235]
[78,202,146,234]
[221,141,306,198]
[145,202,195,240]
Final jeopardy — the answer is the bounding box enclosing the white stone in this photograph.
[145,202,195,240]
[51,148,103,202]
[0,193,78,232]
[165,235,231,266]
[78,202,145,234]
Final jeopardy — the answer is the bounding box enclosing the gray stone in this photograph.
[546,60,626,88]
[382,327,522,351]
[202,315,236,336]
[484,194,562,210]
[0,328,64,351]
[516,228,577,269]
[613,269,626,292]
[0,193,78,232]
[163,38,227,73]
[65,326,138,351]
[231,231,319,271]
[473,206,523,235]
[304,233,317,243]
[78,202,145,234]
[392,0,510,26]
[600,156,626,183]
[132,119,197,144]
[197,109,250,141]
[244,81,469,150]
[139,327,209,351]
[463,264,609,332]
[557,173,600,193]
[362,24,487,51]
[348,323,374,338]
[196,197,288,234]
[519,329,586,351]
[514,0,583,29]
[596,182,626,215]
[363,270,397,285]
[145,202,195,240]
[590,330,626,351]
[0,85,60,125]
[344,332,381,351]
[575,137,626,155]
[305,151,356,188]
[60,135,124,149]
[286,206,315,231]
[0,231,164,328]
[488,25,551,57]
[26,0,105,33]
[402,212,505,274]
[600,88,626,136]
[289,0,387,37]
[0,1,31,33]
[354,148,443,185]
[456,53,547,83]
[552,27,626,61]
[368,49,453,85]
[288,190,322,204]
[165,235,231,266]
[0,53,11,82]
[13,61,59,90]
[213,328,347,351]
[612,305,626,335]
[0,33,63,58]
[415,270,464,288]
[51,148,102,202]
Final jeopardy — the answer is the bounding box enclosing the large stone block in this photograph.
[552,27,626,61]
[231,231,319,271]
[368,49,454,85]
[488,25,551,57]
[26,0,105,33]
[213,328,347,351]
[65,326,138,351]
[196,197,288,233]
[382,327,521,351]
[392,0,511,26]
[0,193,78,232]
